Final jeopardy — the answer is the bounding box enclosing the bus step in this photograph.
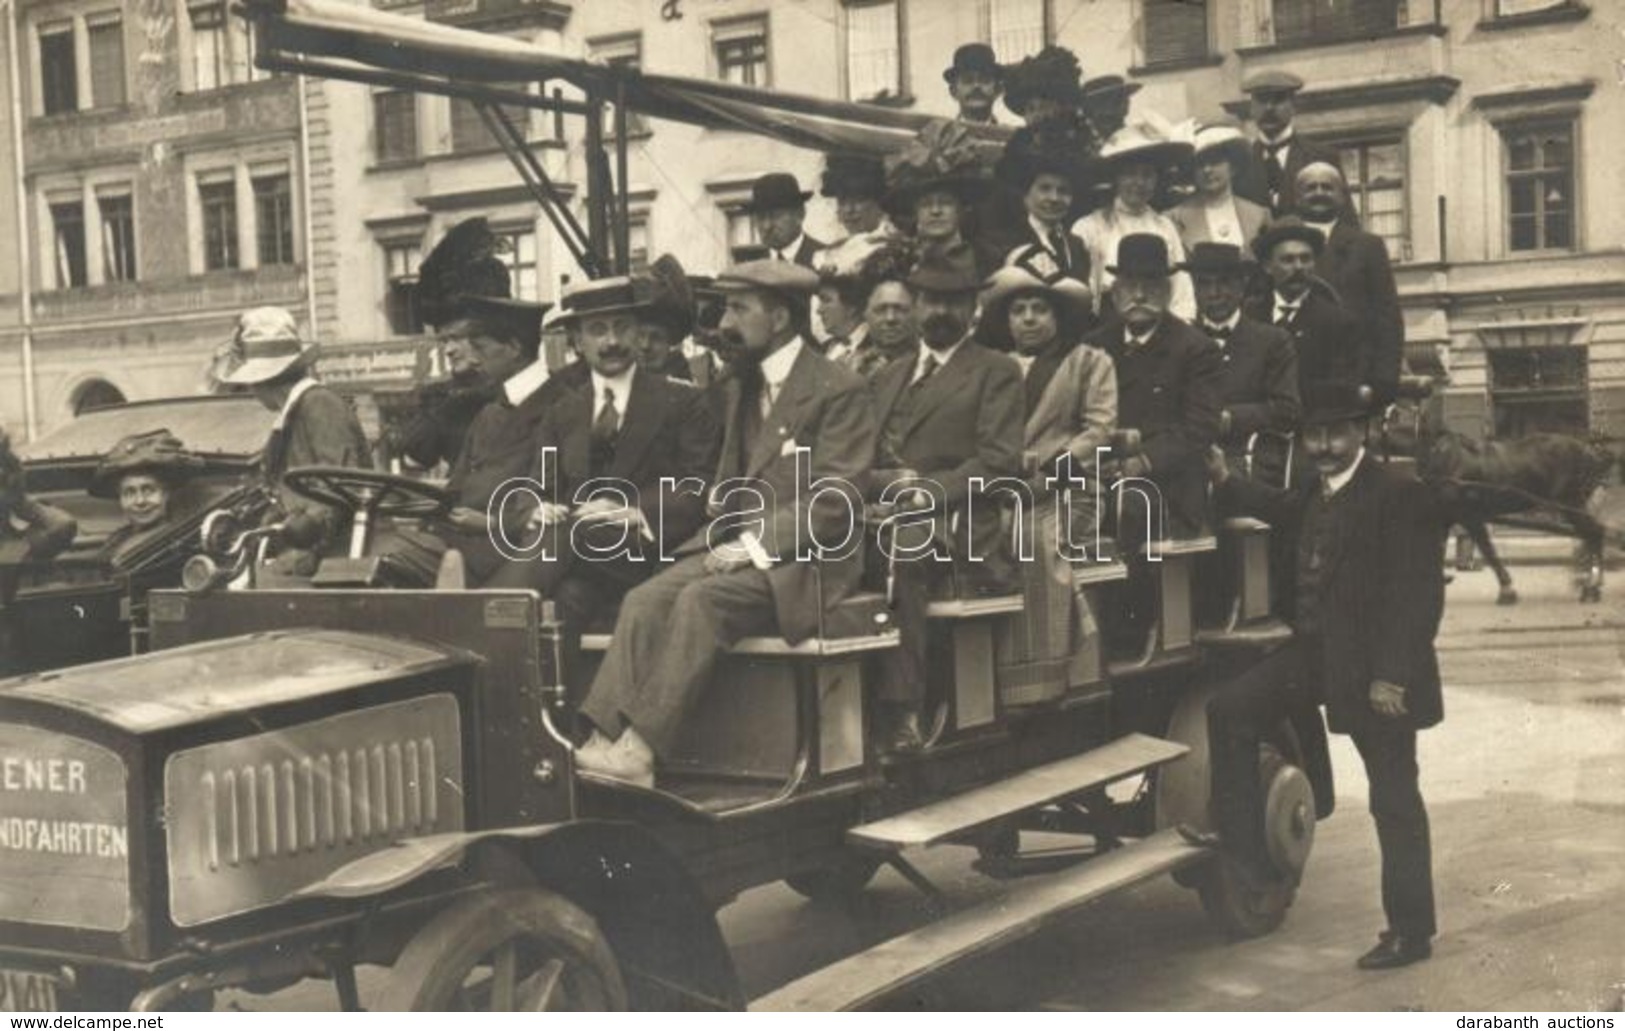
[751,826,1207,1011]
[847,732,1188,851]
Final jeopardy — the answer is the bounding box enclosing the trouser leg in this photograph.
[577,554,706,738]
[1205,641,1309,869]
[876,555,929,705]
[1352,724,1436,939]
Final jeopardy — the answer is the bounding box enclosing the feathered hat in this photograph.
[1002,46,1085,120]
[883,120,996,221]
[417,218,549,348]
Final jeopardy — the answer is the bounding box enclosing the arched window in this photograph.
[71,379,126,415]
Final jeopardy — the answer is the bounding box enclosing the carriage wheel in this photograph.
[784,851,883,904]
[377,887,626,1012]
[1193,745,1313,940]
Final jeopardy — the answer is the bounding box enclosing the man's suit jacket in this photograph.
[1243,287,1361,407]
[1219,457,1445,736]
[1318,222,1404,404]
[1205,316,1301,445]
[1089,317,1224,536]
[1232,133,1343,216]
[264,382,373,543]
[683,340,877,645]
[868,341,1025,569]
[439,378,558,577]
[1168,194,1272,253]
[791,234,826,270]
[530,368,720,561]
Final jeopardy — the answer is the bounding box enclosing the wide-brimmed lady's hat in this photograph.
[1252,216,1327,261]
[1002,46,1084,119]
[91,429,204,498]
[217,307,318,386]
[416,218,550,347]
[979,249,1094,351]
[883,120,995,222]
[1191,122,1252,171]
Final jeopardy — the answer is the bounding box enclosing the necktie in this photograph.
[734,364,765,476]
[1204,323,1232,340]
[883,354,941,463]
[913,353,940,387]
[1274,304,1299,328]
[592,386,620,444]
[1048,229,1071,272]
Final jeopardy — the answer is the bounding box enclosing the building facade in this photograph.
[3,0,1621,443]
[0,0,316,439]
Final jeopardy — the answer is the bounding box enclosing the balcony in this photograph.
[27,265,305,327]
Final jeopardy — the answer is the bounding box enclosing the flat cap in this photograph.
[713,259,820,300]
[1242,70,1305,96]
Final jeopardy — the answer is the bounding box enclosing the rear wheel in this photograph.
[378,887,626,1011]
[1194,745,1314,939]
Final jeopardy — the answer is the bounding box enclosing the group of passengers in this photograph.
[88,46,1405,793]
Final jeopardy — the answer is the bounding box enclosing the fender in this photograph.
[294,820,742,1011]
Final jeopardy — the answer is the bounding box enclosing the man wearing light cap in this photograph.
[574,259,877,787]
[1232,70,1342,216]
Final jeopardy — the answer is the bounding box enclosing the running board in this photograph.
[847,733,1188,851]
[751,827,1208,1011]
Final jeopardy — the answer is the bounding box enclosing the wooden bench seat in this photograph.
[578,630,898,657]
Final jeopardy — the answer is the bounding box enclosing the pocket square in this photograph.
[779,437,802,458]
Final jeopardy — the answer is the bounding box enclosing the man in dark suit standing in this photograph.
[483,271,720,629]
[1201,381,1445,969]
[1295,163,1404,406]
[1183,242,1300,474]
[748,173,825,269]
[866,258,1025,750]
[1246,219,1362,415]
[1085,233,1223,543]
[575,260,876,787]
[1231,71,1342,217]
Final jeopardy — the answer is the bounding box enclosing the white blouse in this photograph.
[1072,200,1196,322]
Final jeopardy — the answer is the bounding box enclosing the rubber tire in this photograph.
[1194,748,1300,940]
[784,852,883,904]
[377,887,627,1011]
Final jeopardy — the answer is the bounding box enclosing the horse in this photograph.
[1380,399,1615,604]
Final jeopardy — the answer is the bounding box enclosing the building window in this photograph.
[1488,346,1587,437]
[1271,0,1417,46]
[383,240,423,336]
[1497,0,1570,13]
[198,176,239,271]
[189,2,258,90]
[1142,0,1208,66]
[724,206,757,252]
[1503,122,1575,252]
[625,213,650,273]
[844,1,901,102]
[590,35,648,136]
[87,14,126,107]
[253,172,295,266]
[97,190,137,282]
[987,0,1047,62]
[374,90,418,162]
[38,22,77,115]
[448,97,489,153]
[49,199,87,289]
[1334,137,1407,261]
[496,227,539,302]
[713,17,770,87]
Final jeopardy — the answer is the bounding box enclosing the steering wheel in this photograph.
[281,466,450,519]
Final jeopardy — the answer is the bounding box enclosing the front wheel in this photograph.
[784,851,883,904]
[1194,746,1314,939]
[377,887,627,1011]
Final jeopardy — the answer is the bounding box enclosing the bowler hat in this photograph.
[1105,233,1175,279]
[908,256,981,296]
[944,43,1001,84]
[745,172,813,213]
[1179,242,1253,277]
[1302,381,1376,425]
[218,307,318,386]
[820,153,888,200]
[1252,216,1326,262]
[1081,74,1142,104]
[91,429,204,498]
[1242,70,1305,97]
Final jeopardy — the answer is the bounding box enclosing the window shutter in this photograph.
[1143,0,1207,66]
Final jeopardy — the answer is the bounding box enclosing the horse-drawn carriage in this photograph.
[0,2,1348,1011]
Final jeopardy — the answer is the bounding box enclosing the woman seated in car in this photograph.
[91,430,204,568]
[980,251,1117,703]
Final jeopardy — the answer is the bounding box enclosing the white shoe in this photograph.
[576,728,655,789]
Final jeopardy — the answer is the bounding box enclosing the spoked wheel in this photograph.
[784,851,883,904]
[1195,745,1314,940]
[378,888,627,1012]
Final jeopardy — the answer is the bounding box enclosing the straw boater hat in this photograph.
[557,254,695,339]
[91,429,204,499]
[217,306,318,386]
[979,248,1094,352]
